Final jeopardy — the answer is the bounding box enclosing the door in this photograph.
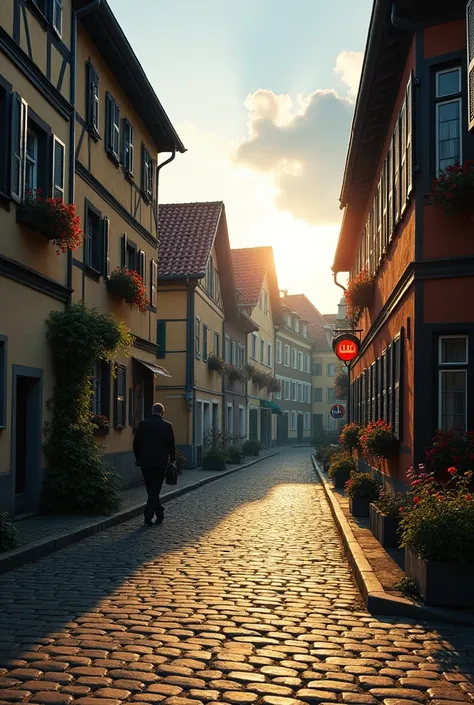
[249,408,258,440]
[226,405,233,439]
[297,413,304,442]
[277,413,288,445]
[13,367,42,516]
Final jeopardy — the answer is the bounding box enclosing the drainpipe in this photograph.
[332,270,347,293]
[154,150,176,235]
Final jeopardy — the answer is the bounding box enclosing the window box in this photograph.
[405,547,474,607]
[16,193,83,253]
[345,269,374,323]
[16,207,55,240]
[107,267,149,313]
[369,503,401,549]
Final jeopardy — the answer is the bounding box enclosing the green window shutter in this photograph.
[157,320,166,359]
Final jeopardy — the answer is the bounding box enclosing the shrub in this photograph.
[225,365,248,383]
[23,189,84,254]
[42,304,133,514]
[203,429,229,461]
[175,449,187,473]
[242,439,261,456]
[266,376,281,393]
[107,267,149,313]
[430,161,474,215]
[426,429,474,473]
[0,512,19,552]
[328,452,357,484]
[345,472,379,501]
[360,420,397,460]
[345,269,374,323]
[227,445,244,463]
[320,445,342,470]
[374,489,408,519]
[339,423,361,453]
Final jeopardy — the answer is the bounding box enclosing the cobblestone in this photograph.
[0,451,474,705]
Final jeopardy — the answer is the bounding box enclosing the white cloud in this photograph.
[334,50,364,100]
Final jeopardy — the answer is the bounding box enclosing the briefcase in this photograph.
[165,462,178,485]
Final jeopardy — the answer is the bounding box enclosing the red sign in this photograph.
[333,334,360,363]
[330,404,345,420]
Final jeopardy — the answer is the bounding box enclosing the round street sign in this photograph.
[330,404,345,420]
[333,333,360,363]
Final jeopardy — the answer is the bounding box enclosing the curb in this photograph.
[312,454,474,626]
[0,452,279,575]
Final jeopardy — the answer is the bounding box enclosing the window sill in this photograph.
[106,150,120,168]
[141,190,152,205]
[195,354,201,360]
[89,127,101,143]
[84,265,102,281]
[114,425,125,430]
[124,170,135,184]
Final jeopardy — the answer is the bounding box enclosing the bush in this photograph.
[374,490,408,518]
[242,439,261,456]
[203,429,229,461]
[426,429,474,473]
[0,512,19,552]
[360,420,397,460]
[175,449,187,473]
[227,445,244,463]
[430,161,474,215]
[345,472,379,501]
[339,423,361,453]
[328,452,357,484]
[320,445,342,470]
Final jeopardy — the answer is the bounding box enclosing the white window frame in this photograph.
[284,380,290,400]
[274,378,282,400]
[298,382,303,402]
[224,335,231,364]
[276,340,282,364]
[292,381,297,401]
[284,345,290,367]
[298,351,303,371]
[327,363,336,377]
[260,338,265,363]
[304,412,310,431]
[291,411,297,431]
[251,333,258,360]
[267,342,272,367]
[238,405,246,439]
[231,340,236,366]
[438,334,468,431]
[304,354,310,373]
[291,348,297,369]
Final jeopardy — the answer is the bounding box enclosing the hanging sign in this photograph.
[330,404,345,420]
[332,333,360,363]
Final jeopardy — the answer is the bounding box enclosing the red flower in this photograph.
[447,467,457,475]
[466,495,472,501]
[413,496,420,504]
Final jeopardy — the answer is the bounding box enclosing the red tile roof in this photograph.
[283,294,331,349]
[158,202,223,277]
[323,314,337,324]
[231,246,274,305]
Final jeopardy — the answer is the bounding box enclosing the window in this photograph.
[314,388,323,402]
[327,413,337,431]
[313,362,322,376]
[294,318,300,333]
[141,143,154,202]
[438,335,468,431]
[298,382,303,402]
[276,340,282,364]
[304,354,310,374]
[52,0,62,36]
[203,325,209,361]
[214,331,220,357]
[0,336,6,428]
[226,405,233,435]
[267,343,272,367]
[327,364,336,377]
[260,339,265,363]
[251,333,258,359]
[87,61,100,138]
[238,406,246,439]
[304,412,311,431]
[91,361,110,419]
[114,364,126,429]
[105,93,120,162]
[231,340,236,366]
[291,348,297,369]
[284,345,290,366]
[122,119,134,177]
[150,259,157,308]
[84,204,104,273]
[291,411,297,431]
[435,67,462,174]
[292,381,297,401]
[224,335,231,364]
[298,351,303,371]
[284,380,290,400]
[157,320,166,359]
[327,388,336,403]
[25,128,38,192]
[195,317,201,357]
[274,380,282,400]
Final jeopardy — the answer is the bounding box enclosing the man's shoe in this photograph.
[154,514,164,525]
[144,518,154,526]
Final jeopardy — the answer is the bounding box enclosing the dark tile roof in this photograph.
[231,246,274,305]
[158,202,223,277]
[283,294,331,349]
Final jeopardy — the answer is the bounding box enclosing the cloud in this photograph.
[334,50,364,99]
[233,88,353,225]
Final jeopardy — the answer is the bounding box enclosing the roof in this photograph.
[323,314,337,324]
[158,202,223,278]
[74,0,185,154]
[231,247,283,325]
[283,294,331,350]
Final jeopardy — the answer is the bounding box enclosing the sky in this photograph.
[109,0,373,315]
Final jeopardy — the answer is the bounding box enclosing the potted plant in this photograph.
[208,354,226,375]
[91,414,110,436]
[17,189,84,254]
[360,420,398,461]
[252,369,269,389]
[320,445,342,472]
[107,267,149,313]
[339,423,361,454]
[345,472,379,517]
[242,439,261,457]
[425,429,474,474]
[370,490,407,548]
[345,269,374,323]
[328,452,357,489]
[203,429,229,470]
[430,161,474,215]
[227,439,244,464]
[334,370,349,400]
[400,466,474,607]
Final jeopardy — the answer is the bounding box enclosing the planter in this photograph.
[349,497,370,517]
[202,457,227,471]
[93,427,110,436]
[227,457,243,465]
[405,547,474,607]
[369,503,400,548]
[16,208,55,240]
[332,469,351,489]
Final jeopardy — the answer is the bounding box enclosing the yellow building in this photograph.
[155,202,243,467]
[0,0,183,515]
[231,247,283,447]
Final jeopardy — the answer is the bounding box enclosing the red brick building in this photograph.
[332,0,474,489]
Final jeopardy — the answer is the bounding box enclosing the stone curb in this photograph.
[0,452,279,575]
[311,454,474,626]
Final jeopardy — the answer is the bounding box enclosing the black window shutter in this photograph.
[394,329,404,439]
[11,93,27,203]
[121,233,127,267]
[382,351,388,421]
[52,136,65,200]
[102,217,110,277]
[387,343,393,428]
[468,0,474,132]
[100,361,111,419]
[406,74,414,196]
[157,320,166,359]
[105,93,112,152]
[149,157,155,200]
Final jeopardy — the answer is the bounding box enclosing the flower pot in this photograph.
[16,208,56,240]
[351,282,374,310]
[332,469,351,488]
[93,427,110,436]
[349,497,370,517]
[405,547,474,607]
[369,504,400,548]
[202,457,227,471]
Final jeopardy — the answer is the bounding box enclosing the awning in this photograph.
[133,357,171,378]
[260,399,283,415]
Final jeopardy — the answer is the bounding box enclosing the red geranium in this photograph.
[107,267,150,313]
[24,189,83,254]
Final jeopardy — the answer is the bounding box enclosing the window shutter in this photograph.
[394,118,400,227]
[400,98,407,214]
[387,343,393,428]
[87,62,99,131]
[376,357,381,420]
[149,157,155,201]
[129,125,134,175]
[139,250,146,280]
[382,159,388,254]
[102,217,110,278]
[114,364,127,428]
[469,0,474,131]
[150,259,157,308]
[105,93,112,152]
[371,362,376,422]
[157,320,166,359]
[367,365,372,423]
[382,351,388,421]
[121,233,127,267]
[53,0,62,36]
[100,361,111,419]
[388,140,394,242]
[394,329,404,439]
[52,136,65,200]
[406,74,414,196]
[11,93,27,203]
[113,102,120,158]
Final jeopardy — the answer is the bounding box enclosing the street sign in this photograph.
[333,333,360,363]
[330,404,345,420]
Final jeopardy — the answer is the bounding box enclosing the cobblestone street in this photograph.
[0,450,473,705]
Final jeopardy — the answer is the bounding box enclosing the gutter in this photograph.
[158,272,205,282]
[332,270,347,293]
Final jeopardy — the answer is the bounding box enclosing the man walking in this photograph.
[133,403,176,526]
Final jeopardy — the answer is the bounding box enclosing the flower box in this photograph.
[349,497,370,517]
[93,427,110,436]
[405,547,474,607]
[17,192,83,254]
[369,503,400,548]
[107,267,149,313]
[203,456,227,471]
[17,208,56,240]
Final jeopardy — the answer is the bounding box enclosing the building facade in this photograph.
[332,0,473,489]
[274,301,312,444]
[0,0,183,514]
